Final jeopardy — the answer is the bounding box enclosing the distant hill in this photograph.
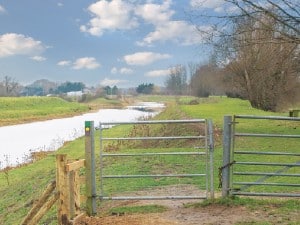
[23,79,58,96]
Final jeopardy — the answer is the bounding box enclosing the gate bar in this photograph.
[103,174,206,178]
[234,172,300,177]
[100,196,207,200]
[234,115,300,121]
[102,152,206,157]
[234,151,300,156]
[101,136,206,140]
[100,119,206,125]
[235,133,300,138]
[231,192,300,197]
[235,162,300,166]
[233,182,300,187]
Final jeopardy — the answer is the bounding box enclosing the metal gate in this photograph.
[222,115,300,197]
[98,119,214,201]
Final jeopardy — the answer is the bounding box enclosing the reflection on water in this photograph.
[0,102,164,169]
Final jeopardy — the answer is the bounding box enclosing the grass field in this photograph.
[0,96,299,224]
[0,97,89,126]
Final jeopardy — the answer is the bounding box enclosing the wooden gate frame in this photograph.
[56,154,85,225]
[21,154,85,225]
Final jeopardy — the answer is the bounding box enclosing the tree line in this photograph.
[0,78,86,96]
[165,0,299,112]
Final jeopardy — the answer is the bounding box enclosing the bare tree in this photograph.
[190,62,225,97]
[190,1,299,111]
[223,14,299,111]
[0,76,19,96]
[165,65,188,95]
[191,0,299,45]
[226,0,300,44]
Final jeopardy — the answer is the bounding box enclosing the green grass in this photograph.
[0,97,89,126]
[0,96,299,224]
[180,96,299,194]
[108,205,167,215]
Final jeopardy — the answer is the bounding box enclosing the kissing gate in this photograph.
[85,119,214,215]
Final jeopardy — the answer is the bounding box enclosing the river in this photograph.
[0,102,164,169]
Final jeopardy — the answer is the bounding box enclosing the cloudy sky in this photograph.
[0,0,228,87]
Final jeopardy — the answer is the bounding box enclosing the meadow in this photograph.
[0,97,89,126]
[0,96,299,224]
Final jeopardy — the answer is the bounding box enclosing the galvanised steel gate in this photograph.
[222,115,300,197]
[98,119,214,201]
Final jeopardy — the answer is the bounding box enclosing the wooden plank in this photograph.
[27,192,59,225]
[66,159,85,172]
[69,171,76,219]
[79,176,86,184]
[20,180,56,225]
[70,213,85,224]
[74,170,81,216]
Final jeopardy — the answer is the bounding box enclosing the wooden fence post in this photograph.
[85,121,96,216]
[56,154,71,225]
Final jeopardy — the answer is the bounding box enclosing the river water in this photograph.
[0,102,164,169]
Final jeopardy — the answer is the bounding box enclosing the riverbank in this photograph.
[0,97,89,127]
[0,100,164,169]
[0,96,299,225]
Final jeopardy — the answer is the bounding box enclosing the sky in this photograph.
[0,0,229,88]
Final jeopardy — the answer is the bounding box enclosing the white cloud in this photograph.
[81,0,206,46]
[135,0,174,26]
[100,78,126,86]
[57,60,71,66]
[145,69,170,77]
[120,67,133,74]
[111,67,118,74]
[0,5,6,14]
[0,33,45,57]
[31,56,46,62]
[111,67,133,74]
[124,52,171,66]
[72,57,100,70]
[57,3,64,7]
[81,0,138,36]
[139,21,204,46]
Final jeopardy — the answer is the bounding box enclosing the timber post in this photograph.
[85,121,96,216]
[56,154,71,224]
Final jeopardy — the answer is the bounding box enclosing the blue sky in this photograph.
[0,0,228,88]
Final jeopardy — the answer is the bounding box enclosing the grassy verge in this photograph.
[0,96,299,225]
[0,96,132,127]
[0,97,89,126]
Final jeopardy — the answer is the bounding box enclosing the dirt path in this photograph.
[75,185,300,225]
[76,200,299,225]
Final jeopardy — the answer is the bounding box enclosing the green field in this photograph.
[0,96,299,224]
[0,97,89,126]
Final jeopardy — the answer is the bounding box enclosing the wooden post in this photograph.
[56,154,71,225]
[20,180,57,225]
[85,121,96,216]
[27,193,59,225]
